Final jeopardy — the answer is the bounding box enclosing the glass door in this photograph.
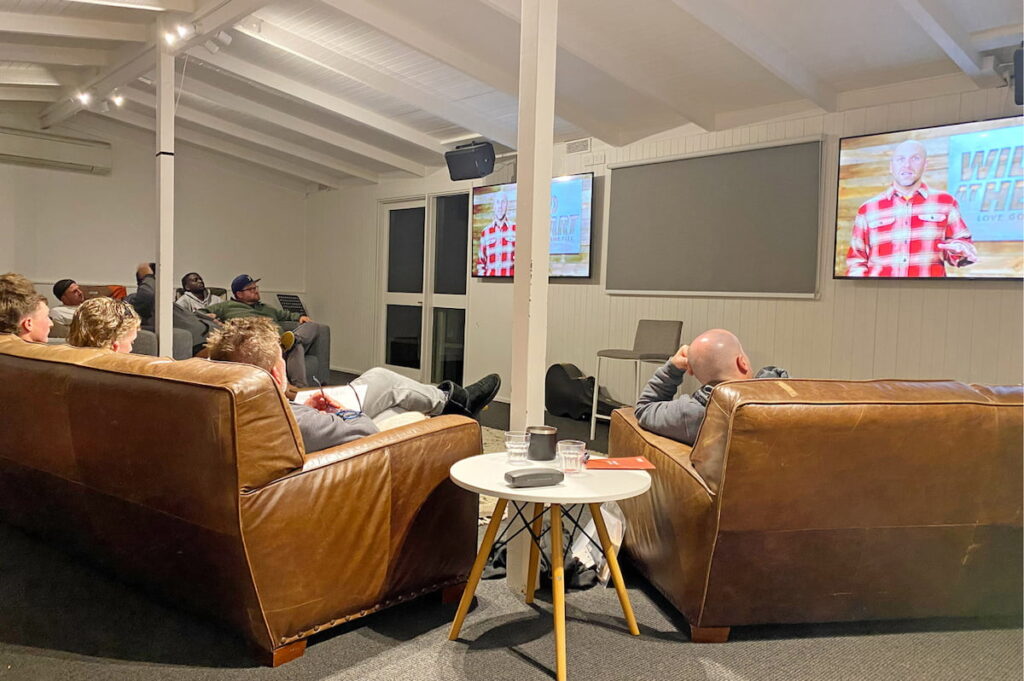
[379,193,469,383]
[381,200,426,380]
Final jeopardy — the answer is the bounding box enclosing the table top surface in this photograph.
[450,452,651,503]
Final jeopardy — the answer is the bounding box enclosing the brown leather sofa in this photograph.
[609,378,1023,643]
[0,334,481,665]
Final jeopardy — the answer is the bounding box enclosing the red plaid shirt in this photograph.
[846,182,977,277]
[475,218,516,276]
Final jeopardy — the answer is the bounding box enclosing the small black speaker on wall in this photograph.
[1014,48,1022,106]
[444,141,495,181]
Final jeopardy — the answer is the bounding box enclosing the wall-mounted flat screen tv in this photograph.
[835,116,1022,279]
[471,172,593,278]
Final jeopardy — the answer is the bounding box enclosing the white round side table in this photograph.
[447,452,651,681]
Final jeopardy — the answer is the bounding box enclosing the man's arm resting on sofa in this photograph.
[291,402,379,453]
[634,361,707,446]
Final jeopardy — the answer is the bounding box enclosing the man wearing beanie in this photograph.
[49,278,85,325]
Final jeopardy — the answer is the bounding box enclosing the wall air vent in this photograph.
[565,138,592,154]
[0,126,112,175]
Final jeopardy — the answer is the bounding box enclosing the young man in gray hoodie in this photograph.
[634,328,788,446]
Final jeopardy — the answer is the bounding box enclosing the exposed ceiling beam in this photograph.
[39,0,270,128]
[191,50,446,156]
[0,43,113,67]
[671,0,837,112]
[181,77,427,175]
[0,65,61,87]
[97,107,341,188]
[322,0,624,145]
[237,17,519,148]
[0,11,149,42]
[970,24,1024,52]
[66,0,197,11]
[479,0,718,131]
[123,86,379,183]
[897,0,1003,88]
[0,86,60,102]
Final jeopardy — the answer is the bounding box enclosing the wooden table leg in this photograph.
[550,504,567,681]
[588,503,640,636]
[524,502,545,604]
[449,497,508,640]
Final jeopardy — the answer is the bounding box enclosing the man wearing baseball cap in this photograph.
[203,274,326,387]
[49,278,86,325]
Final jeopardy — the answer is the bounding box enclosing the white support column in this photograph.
[510,0,557,431]
[507,0,558,599]
[155,46,175,355]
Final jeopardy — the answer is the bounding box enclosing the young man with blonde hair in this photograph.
[0,272,52,343]
[67,297,141,353]
[205,317,499,452]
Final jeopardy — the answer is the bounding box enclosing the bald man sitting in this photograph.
[633,329,788,446]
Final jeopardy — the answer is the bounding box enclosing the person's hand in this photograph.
[305,392,341,412]
[298,315,312,324]
[204,312,217,319]
[670,344,690,373]
[136,262,154,278]
[937,241,969,260]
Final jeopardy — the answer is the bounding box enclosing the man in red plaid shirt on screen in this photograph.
[846,140,977,277]
[475,191,516,276]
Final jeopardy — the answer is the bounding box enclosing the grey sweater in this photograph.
[634,361,789,446]
[290,402,379,453]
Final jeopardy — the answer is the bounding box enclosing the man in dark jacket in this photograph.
[129,263,220,356]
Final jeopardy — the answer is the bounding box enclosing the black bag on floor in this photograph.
[545,363,625,421]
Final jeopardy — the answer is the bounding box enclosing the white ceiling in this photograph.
[0,0,1020,187]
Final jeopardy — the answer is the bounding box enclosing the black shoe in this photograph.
[440,374,501,419]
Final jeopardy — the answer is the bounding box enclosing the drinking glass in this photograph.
[557,440,587,475]
[505,431,530,466]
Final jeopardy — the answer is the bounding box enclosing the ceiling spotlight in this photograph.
[163,31,177,45]
[111,94,124,107]
[176,23,196,39]
[77,92,92,105]
[216,30,233,46]
[204,39,220,54]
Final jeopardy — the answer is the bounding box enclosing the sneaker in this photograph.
[280,331,295,352]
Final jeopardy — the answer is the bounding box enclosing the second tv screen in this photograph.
[471,173,593,278]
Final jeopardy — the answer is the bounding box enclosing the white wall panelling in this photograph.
[307,85,1022,403]
[3,115,309,296]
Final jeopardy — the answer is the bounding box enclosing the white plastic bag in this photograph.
[570,501,626,585]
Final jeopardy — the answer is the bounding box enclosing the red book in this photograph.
[585,456,655,470]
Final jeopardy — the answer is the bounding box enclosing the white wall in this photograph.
[307,83,1023,402]
[0,112,310,298]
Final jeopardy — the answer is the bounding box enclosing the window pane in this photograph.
[386,304,421,369]
[387,207,424,293]
[433,194,468,295]
[431,307,465,384]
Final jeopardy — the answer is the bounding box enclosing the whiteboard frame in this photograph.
[601,135,827,300]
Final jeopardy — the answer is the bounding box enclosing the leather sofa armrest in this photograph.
[610,408,713,495]
[300,414,477,473]
[238,414,481,646]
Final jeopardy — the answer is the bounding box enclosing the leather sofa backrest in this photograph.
[690,378,1023,530]
[0,335,306,521]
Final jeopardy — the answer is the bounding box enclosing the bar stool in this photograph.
[589,320,683,440]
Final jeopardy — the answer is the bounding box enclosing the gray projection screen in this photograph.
[606,141,822,296]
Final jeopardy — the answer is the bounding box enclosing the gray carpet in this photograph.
[0,519,1020,681]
